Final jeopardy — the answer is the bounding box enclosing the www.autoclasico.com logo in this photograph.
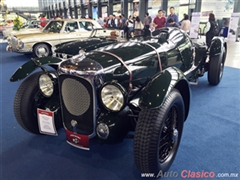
[141,170,239,178]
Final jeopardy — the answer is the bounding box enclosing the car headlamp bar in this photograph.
[136,42,162,72]
[93,50,133,93]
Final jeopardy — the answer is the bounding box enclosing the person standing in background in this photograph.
[107,15,115,28]
[134,16,144,36]
[180,14,191,33]
[179,13,187,26]
[166,7,178,27]
[40,14,47,28]
[205,13,218,47]
[118,15,123,29]
[97,16,104,27]
[143,12,152,36]
[113,15,118,28]
[126,15,134,37]
[121,14,127,31]
[153,10,166,30]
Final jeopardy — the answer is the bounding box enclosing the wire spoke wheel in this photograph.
[159,106,178,163]
[134,89,185,177]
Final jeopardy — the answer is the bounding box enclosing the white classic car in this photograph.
[6,19,116,57]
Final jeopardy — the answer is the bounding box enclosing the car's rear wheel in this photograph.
[14,71,60,134]
[134,89,185,178]
[208,47,226,85]
[33,43,51,58]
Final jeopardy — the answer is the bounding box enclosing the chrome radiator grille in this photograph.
[62,78,90,116]
[59,75,94,135]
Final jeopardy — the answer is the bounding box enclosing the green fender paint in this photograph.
[10,57,62,82]
[139,67,187,109]
[209,38,224,56]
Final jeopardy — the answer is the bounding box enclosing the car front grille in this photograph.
[59,75,94,135]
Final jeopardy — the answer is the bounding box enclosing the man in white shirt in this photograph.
[113,15,118,28]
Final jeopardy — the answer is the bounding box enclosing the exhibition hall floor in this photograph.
[0,37,239,180]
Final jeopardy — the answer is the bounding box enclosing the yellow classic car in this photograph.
[6,19,115,58]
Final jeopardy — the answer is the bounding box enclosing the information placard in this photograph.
[37,108,58,136]
[190,12,201,39]
[227,13,240,42]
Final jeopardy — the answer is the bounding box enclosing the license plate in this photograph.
[37,108,58,136]
[66,129,90,150]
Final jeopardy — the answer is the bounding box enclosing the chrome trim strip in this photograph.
[66,141,90,150]
[183,65,198,76]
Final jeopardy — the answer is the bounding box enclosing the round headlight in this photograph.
[39,74,54,97]
[18,40,24,49]
[101,84,125,112]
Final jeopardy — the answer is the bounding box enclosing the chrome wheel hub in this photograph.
[37,47,48,57]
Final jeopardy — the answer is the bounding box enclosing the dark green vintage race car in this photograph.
[10,27,227,178]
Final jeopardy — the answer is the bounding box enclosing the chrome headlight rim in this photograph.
[100,82,127,112]
[38,73,54,98]
[18,39,24,49]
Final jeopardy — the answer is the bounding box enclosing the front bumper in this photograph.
[6,45,32,54]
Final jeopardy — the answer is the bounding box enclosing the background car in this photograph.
[6,19,116,58]
[0,20,13,33]
[10,27,227,178]
[53,29,126,58]
[2,19,49,39]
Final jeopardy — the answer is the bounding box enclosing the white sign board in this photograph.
[227,13,240,42]
[190,12,201,39]
[37,108,57,136]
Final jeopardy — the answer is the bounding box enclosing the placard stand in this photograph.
[227,13,240,42]
[189,12,201,39]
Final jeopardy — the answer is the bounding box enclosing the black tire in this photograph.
[33,43,51,58]
[208,48,225,85]
[14,71,55,134]
[134,89,185,178]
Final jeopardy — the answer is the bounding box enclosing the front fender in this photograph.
[32,41,54,50]
[10,56,62,82]
[209,37,225,56]
[139,67,191,120]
